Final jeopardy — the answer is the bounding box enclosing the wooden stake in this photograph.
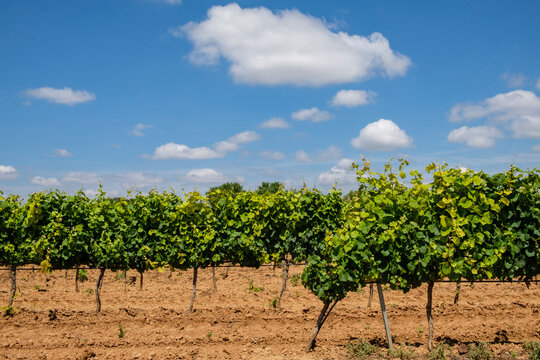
[188,267,198,312]
[377,283,393,350]
[368,283,374,308]
[426,281,434,351]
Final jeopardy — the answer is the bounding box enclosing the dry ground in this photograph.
[0,266,539,359]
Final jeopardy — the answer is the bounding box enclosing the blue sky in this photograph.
[1,0,539,196]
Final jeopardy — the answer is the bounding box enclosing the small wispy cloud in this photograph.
[54,149,72,157]
[295,150,310,163]
[151,0,182,4]
[130,123,153,137]
[292,107,333,122]
[31,176,61,187]
[0,165,18,180]
[151,143,223,160]
[214,131,260,152]
[260,151,285,160]
[63,171,101,185]
[448,126,504,148]
[259,117,290,129]
[331,90,376,108]
[150,130,260,160]
[23,87,95,105]
[184,168,225,183]
[500,72,526,88]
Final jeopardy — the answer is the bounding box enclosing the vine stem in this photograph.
[212,265,217,292]
[95,268,106,313]
[75,267,79,292]
[454,281,461,305]
[278,258,289,307]
[8,265,16,308]
[305,300,338,352]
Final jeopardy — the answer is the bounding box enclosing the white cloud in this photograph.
[177,3,411,86]
[24,87,95,105]
[500,73,526,88]
[331,90,376,108]
[54,149,72,157]
[31,176,60,187]
[449,90,540,139]
[447,126,504,148]
[214,141,240,153]
[150,0,182,4]
[292,107,333,122]
[228,130,260,144]
[295,150,310,163]
[532,144,540,152]
[214,130,260,153]
[351,119,413,151]
[152,143,223,160]
[151,130,259,160]
[260,151,285,160]
[260,117,290,129]
[318,158,357,185]
[318,145,342,161]
[83,189,98,198]
[184,168,225,183]
[131,123,153,137]
[112,172,163,189]
[0,165,17,180]
[63,171,101,184]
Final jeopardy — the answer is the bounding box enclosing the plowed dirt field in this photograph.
[1,266,538,359]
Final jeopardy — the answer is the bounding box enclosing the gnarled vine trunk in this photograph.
[95,268,106,313]
[75,267,79,292]
[278,258,289,307]
[212,265,217,292]
[305,300,338,352]
[139,271,143,291]
[454,281,461,305]
[8,265,17,308]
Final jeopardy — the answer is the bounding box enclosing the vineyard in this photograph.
[1,160,539,358]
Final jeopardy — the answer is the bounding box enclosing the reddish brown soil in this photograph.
[0,266,538,359]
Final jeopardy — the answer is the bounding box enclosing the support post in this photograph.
[377,283,393,350]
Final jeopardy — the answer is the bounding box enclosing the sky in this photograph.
[1,0,539,196]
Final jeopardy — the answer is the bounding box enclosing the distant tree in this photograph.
[208,182,244,194]
[206,182,244,204]
[256,182,282,195]
[342,190,358,202]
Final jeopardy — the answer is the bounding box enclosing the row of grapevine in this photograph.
[301,160,539,350]
[0,186,344,312]
[1,161,539,352]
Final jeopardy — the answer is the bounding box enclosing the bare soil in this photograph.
[0,266,538,359]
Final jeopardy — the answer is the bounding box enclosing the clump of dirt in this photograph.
[1,267,538,359]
